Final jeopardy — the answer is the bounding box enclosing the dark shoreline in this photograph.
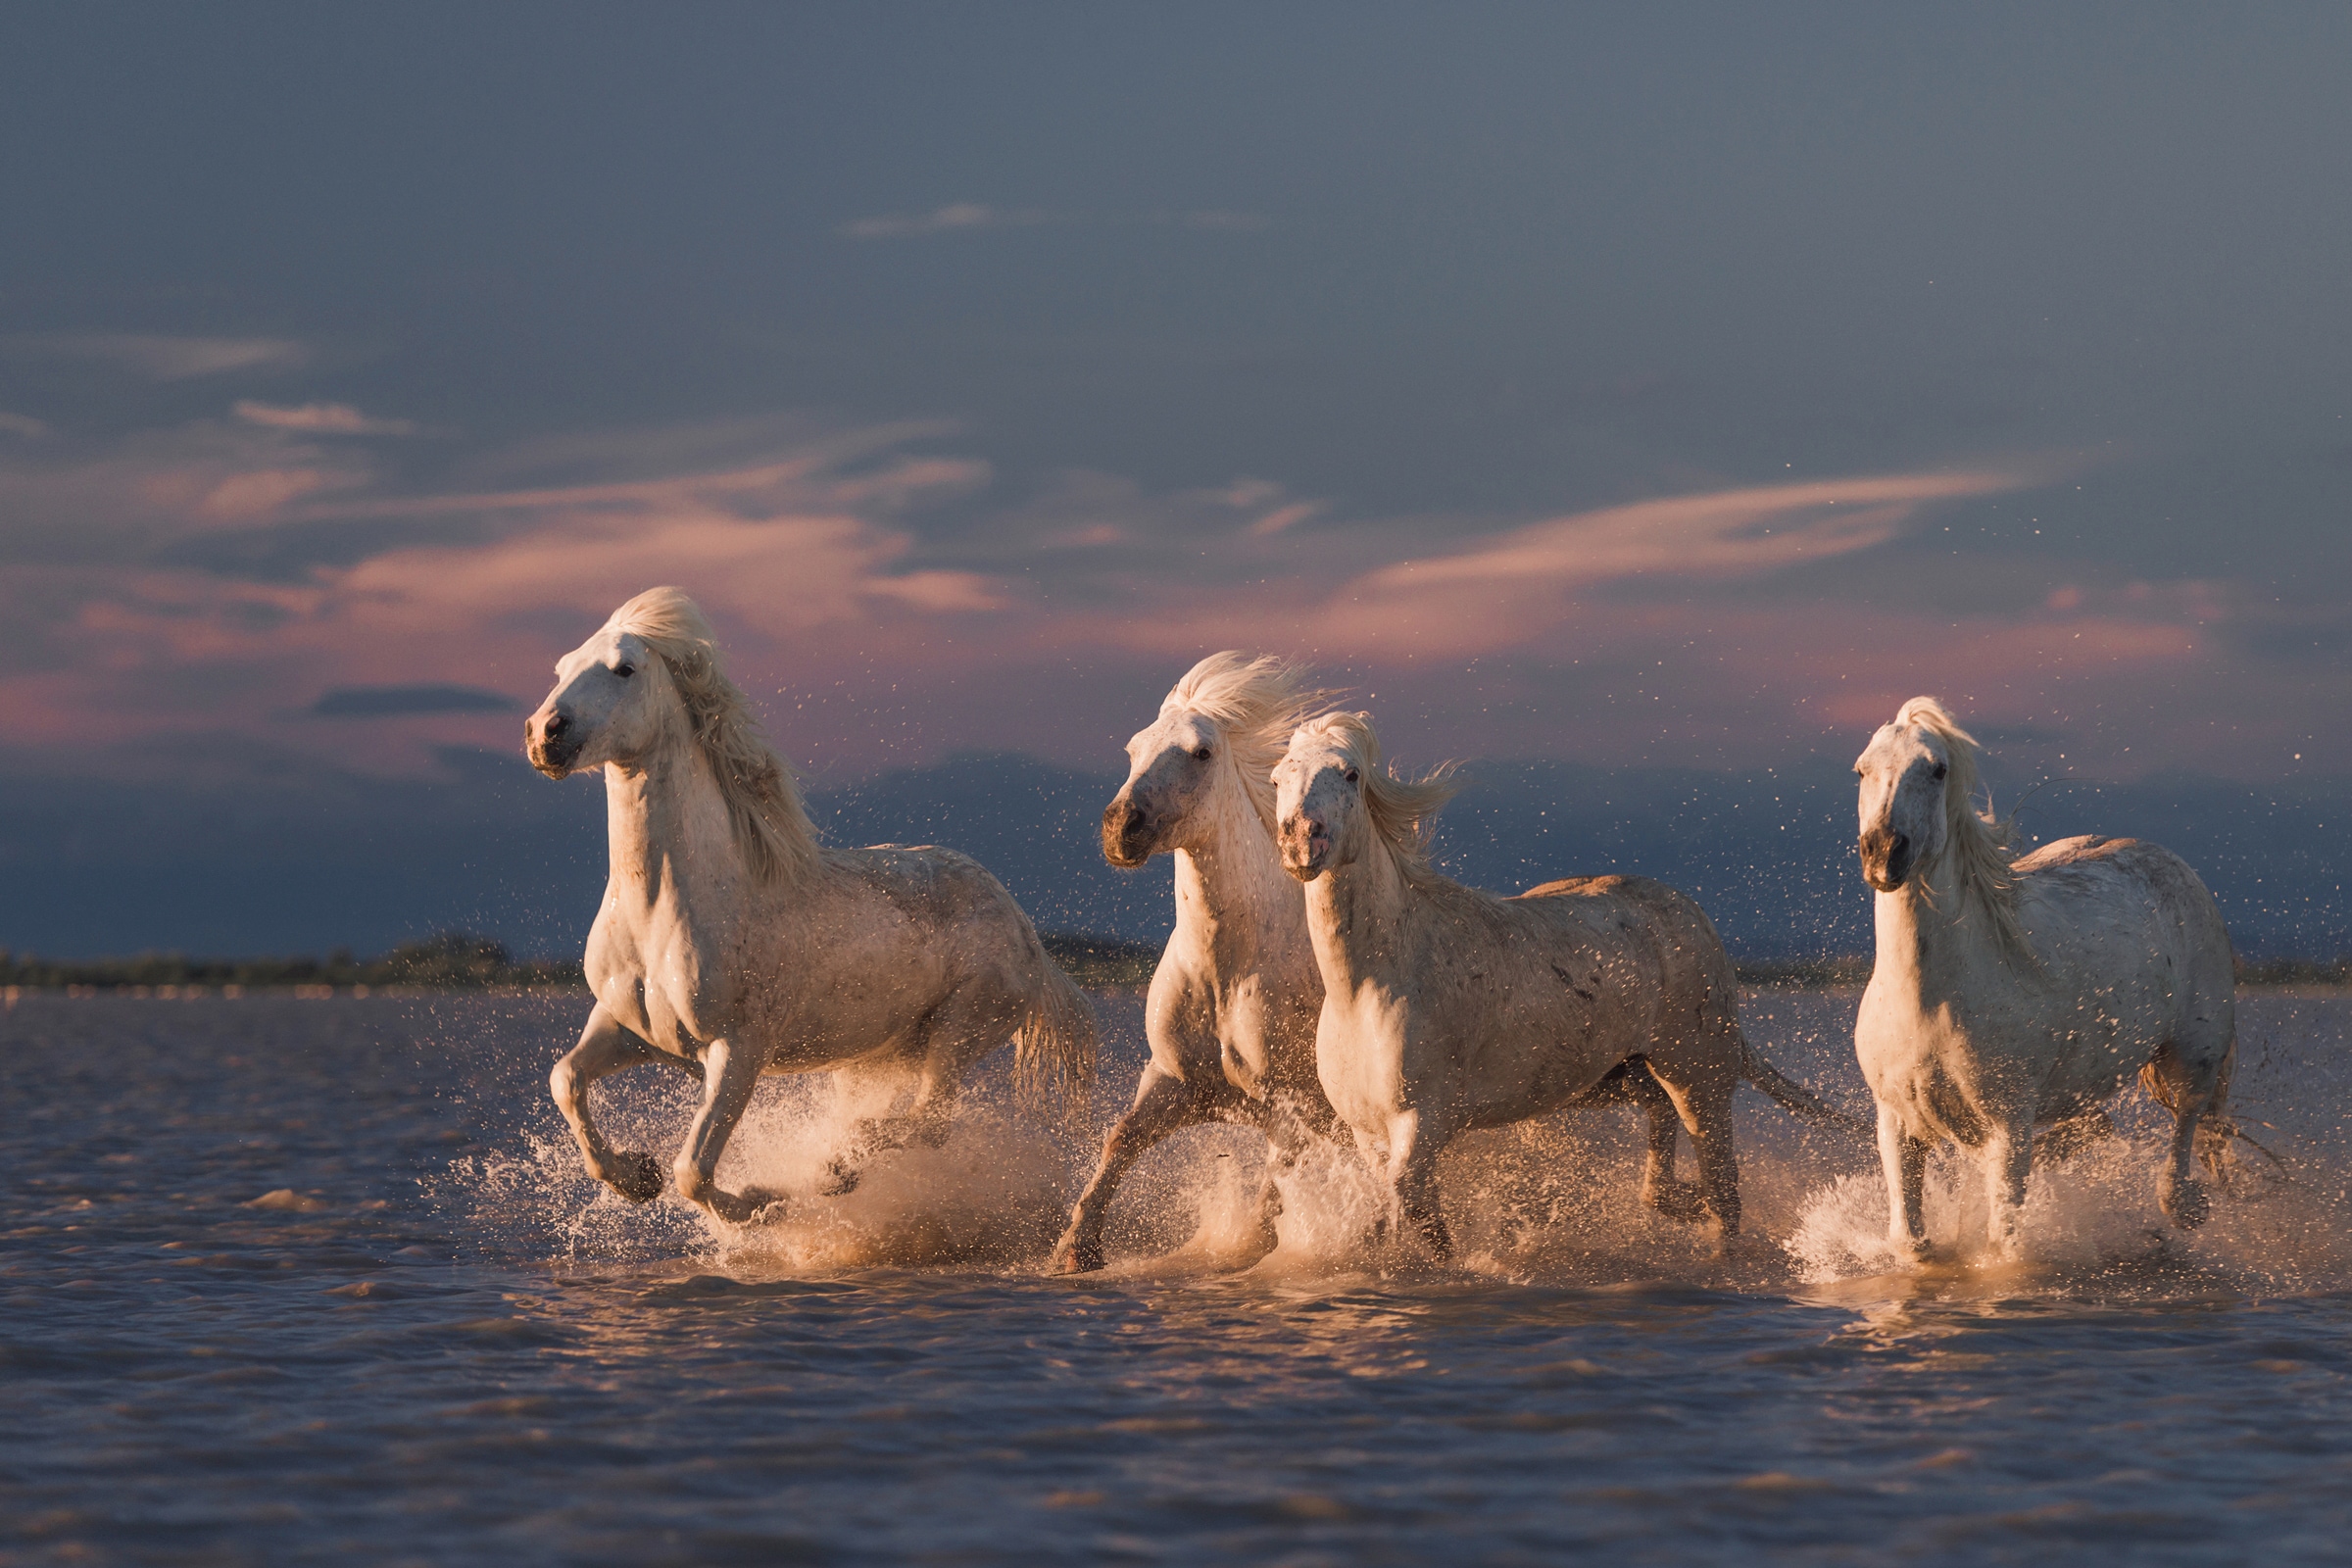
[3,929,2344,999]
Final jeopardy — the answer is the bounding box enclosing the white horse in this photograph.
[1274,711,1849,1257]
[524,587,1096,1224]
[1049,653,1340,1274]
[1853,697,2235,1260]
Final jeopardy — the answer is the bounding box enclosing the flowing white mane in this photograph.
[1163,651,1332,832]
[1292,710,1461,880]
[605,586,817,885]
[1894,696,2030,957]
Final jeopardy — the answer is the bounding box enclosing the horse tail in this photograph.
[1015,955,1099,1124]
[1741,1035,1870,1138]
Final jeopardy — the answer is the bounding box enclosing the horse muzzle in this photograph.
[1278,814,1331,881]
[526,710,580,779]
[1859,826,1913,891]
[1100,795,1156,868]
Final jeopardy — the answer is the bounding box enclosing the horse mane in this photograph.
[1291,710,1462,883]
[1163,651,1333,833]
[604,586,817,885]
[1894,696,2032,958]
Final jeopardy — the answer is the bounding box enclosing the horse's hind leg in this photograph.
[820,989,1018,1196]
[674,1036,784,1225]
[2143,1039,2230,1229]
[1050,1064,1202,1274]
[1984,1111,2035,1260]
[1630,1063,1705,1223]
[550,1006,668,1202]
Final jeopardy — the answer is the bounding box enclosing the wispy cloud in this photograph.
[839,202,1049,239]
[1315,469,2033,656]
[234,400,417,436]
[838,203,1270,239]
[0,412,51,439]
[6,333,309,380]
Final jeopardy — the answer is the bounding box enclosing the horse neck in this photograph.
[1300,826,1415,996]
[1170,776,1310,983]
[602,735,744,918]
[1873,851,1984,1001]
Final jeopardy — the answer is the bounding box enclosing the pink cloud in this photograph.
[0,416,2331,785]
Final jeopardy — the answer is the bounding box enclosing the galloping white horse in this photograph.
[1049,653,1339,1274]
[1274,711,1848,1256]
[1853,697,2235,1260]
[525,587,1096,1224]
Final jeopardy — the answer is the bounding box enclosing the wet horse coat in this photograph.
[1853,696,2236,1260]
[525,587,1095,1224]
[1274,711,1846,1256]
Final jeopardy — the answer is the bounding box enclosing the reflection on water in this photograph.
[6,992,2352,1563]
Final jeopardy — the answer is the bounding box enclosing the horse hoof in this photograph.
[2164,1178,2212,1230]
[607,1151,663,1204]
[817,1161,861,1198]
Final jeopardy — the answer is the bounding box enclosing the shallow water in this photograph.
[7,991,2352,1564]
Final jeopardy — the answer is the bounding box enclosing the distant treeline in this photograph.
[1,931,2343,995]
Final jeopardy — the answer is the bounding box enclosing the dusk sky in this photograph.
[4,5,2349,954]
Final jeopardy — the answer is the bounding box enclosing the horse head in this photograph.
[1853,699,1961,891]
[1272,714,1370,881]
[526,616,674,778]
[1102,704,1241,867]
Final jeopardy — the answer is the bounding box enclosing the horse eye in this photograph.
[1344,767,1360,784]
[613,663,635,679]
[1931,762,1947,780]
[1194,746,1212,760]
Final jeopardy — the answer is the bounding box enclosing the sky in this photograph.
[3,4,2348,955]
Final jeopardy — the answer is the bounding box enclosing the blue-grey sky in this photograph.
[2,4,2347,951]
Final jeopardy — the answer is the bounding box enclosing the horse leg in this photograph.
[1877,1103,1933,1262]
[1247,1098,1319,1260]
[1388,1110,1452,1262]
[674,1037,782,1225]
[1983,1112,2035,1261]
[549,1006,667,1202]
[1629,1063,1705,1223]
[2144,1040,2225,1228]
[820,989,1014,1194]
[1050,1064,1201,1274]
[1638,1062,1741,1238]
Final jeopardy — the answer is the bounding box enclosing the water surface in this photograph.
[6,992,2351,1563]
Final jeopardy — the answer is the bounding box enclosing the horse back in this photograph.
[1506,873,1740,1043]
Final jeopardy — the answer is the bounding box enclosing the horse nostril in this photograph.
[1889,832,1910,859]
[543,712,569,740]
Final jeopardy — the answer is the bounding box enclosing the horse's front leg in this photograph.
[1388,1110,1452,1263]
[1877,1102,1933,1262]
[674,1037,781,1225]
[550,1006,667,1202]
